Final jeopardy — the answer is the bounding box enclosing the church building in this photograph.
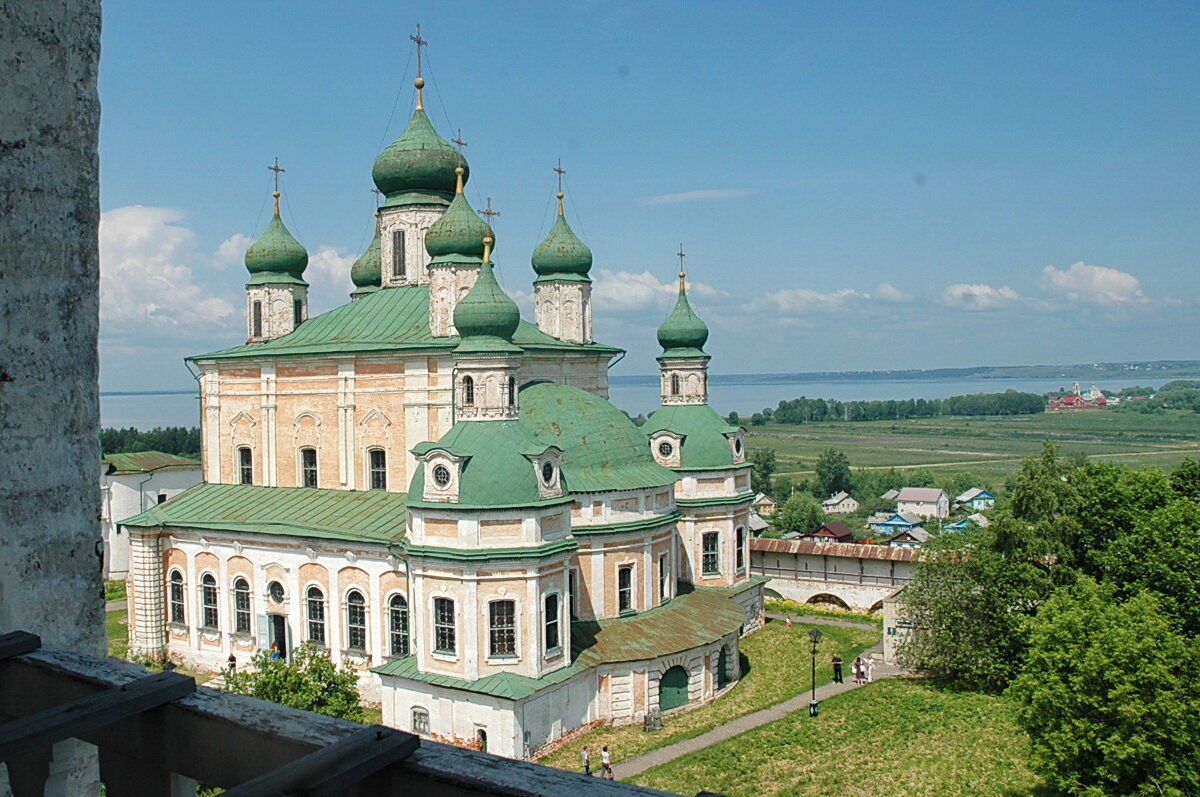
[121,59,765,759]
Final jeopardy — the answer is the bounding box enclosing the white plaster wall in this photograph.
[659,358,709,405]
[101,467,202,577]
[379,205,444,287]
[383,678,522,757]
[533,280,592,345]
[246,283,307,343]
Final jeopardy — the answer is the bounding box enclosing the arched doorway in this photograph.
[476,729,487,753]
[660,666,689,711]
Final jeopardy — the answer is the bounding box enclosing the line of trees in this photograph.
[747,390,1045,426]
[101,426,201,458]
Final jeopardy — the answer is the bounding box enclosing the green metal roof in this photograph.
[245,205,308,279]
[644,404,743,470]
[531,208,592,278]
[103,451,200,475]
[453,261,521,346]
[373,586,746,700]
[424,178,491,263]
[119,483,407,544]
[372,106,464,206]
[350,226,381,289]
[657,282,709,357]
[519,381,678,493]
[189,286,622,362]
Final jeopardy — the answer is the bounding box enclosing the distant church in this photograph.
[122,49,764,759]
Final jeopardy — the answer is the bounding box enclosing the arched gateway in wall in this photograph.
[659,665,689,711]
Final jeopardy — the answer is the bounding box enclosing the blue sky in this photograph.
[98,1,1200,390]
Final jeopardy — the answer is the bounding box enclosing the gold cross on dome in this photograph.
[677,244,687,289]
[410,24,428,78]
[268,157,285,193]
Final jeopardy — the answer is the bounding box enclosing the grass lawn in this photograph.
[536,619,878,771]
[105,578,127,603]
[106,608,129,660]
[632,679,1041,796]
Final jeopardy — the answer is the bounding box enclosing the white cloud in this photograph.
[304,245,356,313]
[213,233,254,269]
[1042,261,1146,305]
[99,205,237,339]
[940,283,1020,311]
[639,188,755,206]
[592,269,722,312]
[873,282,913,303]
[742,288,866,315]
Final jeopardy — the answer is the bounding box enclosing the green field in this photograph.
[632,679,1040,796]
[536,619,878,771]
[748,410,1200,480]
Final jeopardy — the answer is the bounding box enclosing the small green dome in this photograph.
[350,224,381,289]
[245,199,308,278]
[453,260,520,342]
[531,199,592,277]
[657,279,709,354]
[371,107,466,201]
[425,170,493,261]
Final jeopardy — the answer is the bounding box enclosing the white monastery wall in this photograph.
[101,466,203,577]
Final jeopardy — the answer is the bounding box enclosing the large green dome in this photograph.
[531,198,591,277]
[245,199,308,278]
[350,223,381,290]
[371,106,466,203]
[657,280,709,355]
[453,260,520,342]
[425,169,492,262]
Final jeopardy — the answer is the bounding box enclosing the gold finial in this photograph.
[374,209,381,233]
[553,159,566,215]
[454,166,464,194]
[677,244,687,290]
[482,234,494,263]
[411,24,428,109]
[556,192,565,216]
[268,157,285,215]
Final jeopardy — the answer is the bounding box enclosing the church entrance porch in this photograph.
[659,666,689,711]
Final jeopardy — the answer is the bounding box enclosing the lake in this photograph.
[100,375,1176,429]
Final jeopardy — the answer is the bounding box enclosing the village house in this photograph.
[820,491,859,515]
[954,488,995,511]
[753,492,778,517]
[799,521,855,544]
[885,527,930,548]
[873,512,926,537]
[895,487,950,519]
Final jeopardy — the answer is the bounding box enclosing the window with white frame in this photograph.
[489,600,516,658]
[293,299,303,326]
[433,597,456,655]
[346,590,367,651]
[670,373,680,395]
[568,569,579,620]
[200,573,219,629]
[411,706,429,734]
[389,594,409,657]
[736,526,746,573]
[306,586,326,645]
[392,230,406,278]
[238,446,253,485]
[618,565,633,612]
[252,300,262,338]
[233,576,251,634]
[544,594,561,653]
[368,448,387,491]
[169,570,185,624]
[702,532,720,576]
[658,554,670,604]
[300,447,318,487]
[461,375,475,407]
[507,375,516,407]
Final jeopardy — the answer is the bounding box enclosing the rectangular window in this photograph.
[736,527,746,573]
[702,532,720,576]
[544,594,561,653]
[658,555,670,604]
[252,300,262,338]
[434,597,456,655]
[293,299,303,326]
[412,707,430,734]
[156,493,167,504]
[238,447,253,485]
[568,569,579,620]
[489,600,517,658]
[301,447,318,487]
[369,449,387,491]
[617,565,633,613]
[391,230,406,278]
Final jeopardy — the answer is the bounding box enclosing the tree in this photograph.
[1009,578,1200,795]
[225,645,364,723]
[726,410,740,425]
[814,448,852,497]
[749,447,776,497]
[1170,458,1200,500]
[775,493,826,536]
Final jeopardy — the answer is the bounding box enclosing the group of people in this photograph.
[581,745,613,779]
[831,654,874,685]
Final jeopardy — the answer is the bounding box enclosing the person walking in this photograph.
[832,653,844,684]
[600,745,613,779]
[581,746,591,776]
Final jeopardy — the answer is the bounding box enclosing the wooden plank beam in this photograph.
[0,632,40,662]
[223,725,419,797]
[0,670,194,760]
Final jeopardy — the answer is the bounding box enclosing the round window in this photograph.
[268,581,285,603]
[734,438,743,455]
[541,461,555,484]
[432,464,452,488]
[658,441,674,457]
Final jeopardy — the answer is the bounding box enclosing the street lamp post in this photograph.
[808,627,822,717]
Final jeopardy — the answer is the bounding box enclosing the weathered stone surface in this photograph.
[0,0,104,655]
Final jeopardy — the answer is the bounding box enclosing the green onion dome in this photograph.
[350,216,381,290]
[425,167,493,261]
[371,103,466,203]
[453,247,520,342]
[657,274,709,355]
[531,193,592,277]
[244,194,308,278]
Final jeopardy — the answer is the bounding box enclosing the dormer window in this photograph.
[650,432,683,468]
[658,441,674,458]
[432,464,452,488]
[541,460,555,485]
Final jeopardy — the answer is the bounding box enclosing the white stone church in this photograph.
[122,66,764,760]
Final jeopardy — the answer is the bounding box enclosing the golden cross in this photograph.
[480,197,500,226]
[677,244,687,289]
[553,159,566,194]
[410,24,428,78]
[268,157,285,193]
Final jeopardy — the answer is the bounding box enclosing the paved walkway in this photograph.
[611,640,899,781]
[764,611,878,631]
[106,599,127,612]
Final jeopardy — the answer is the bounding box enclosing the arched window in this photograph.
[233,576,251,634]
[300,447,318,487]
[508,375,516,407]
[544,593,561,653]
[306,586,326,645]
[238,446,253,485]
[169,570,185,624]
[392,230,406,279]
[461,375,475,407]
[252,300,262,338]
[346,590,367,651]
[389,594,409,657]
[670,373,681,396]
[368,448,387,491]
[736,526,746,573]
[411,707,429,734]
[489,600,516,658]
[200,573,219,629]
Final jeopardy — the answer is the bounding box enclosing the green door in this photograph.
[660,666,689,711]
[717,647,728,689]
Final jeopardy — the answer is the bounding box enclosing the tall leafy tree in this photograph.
[774,493,826,536]
[225,645,364,723]
[1010,579,1200,795]
[814,448,852,497]
[1170,458,1200,500]
[749,447,777,497]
